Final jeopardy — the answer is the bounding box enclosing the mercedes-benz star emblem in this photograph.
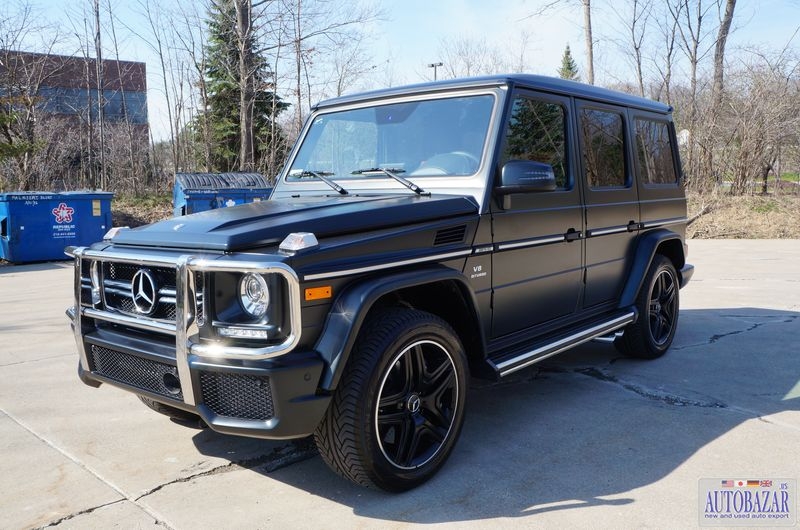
[131,269,158,315]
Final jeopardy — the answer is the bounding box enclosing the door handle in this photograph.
[565,228,582,242]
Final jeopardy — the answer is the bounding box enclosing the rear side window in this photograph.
[502,97,568,188]
[635,119,678,185]
[580,108,626,188]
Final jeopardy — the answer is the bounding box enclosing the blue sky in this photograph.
[22,0,800,140]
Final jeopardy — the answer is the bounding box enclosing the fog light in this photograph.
[239,273,269,318]
[218,326,272,339]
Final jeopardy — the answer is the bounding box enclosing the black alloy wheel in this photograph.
[616,255,680,359]
[375,339,459,470]
[315,308,468,492]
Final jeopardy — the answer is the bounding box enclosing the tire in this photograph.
[138,395,203,424]
[314,308,468,492]
[616,255,680,359]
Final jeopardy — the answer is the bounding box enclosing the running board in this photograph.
[489,311,636,378]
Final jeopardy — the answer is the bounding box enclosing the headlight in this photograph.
[239,273,270,318]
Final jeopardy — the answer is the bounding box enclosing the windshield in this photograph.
[286,94,495,182]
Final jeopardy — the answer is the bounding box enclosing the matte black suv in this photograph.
[68,74,693,492]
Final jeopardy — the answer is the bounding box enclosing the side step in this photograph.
[488,310,636,378]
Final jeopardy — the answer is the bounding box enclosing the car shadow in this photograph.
[191,307,800,523]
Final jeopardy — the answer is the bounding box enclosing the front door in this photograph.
[490,91,584,338]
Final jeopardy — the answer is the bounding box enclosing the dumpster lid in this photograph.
[175,173,271,190]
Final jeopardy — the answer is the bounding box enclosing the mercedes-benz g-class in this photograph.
[68,74,693,491]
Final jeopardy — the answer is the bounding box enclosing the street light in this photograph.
[427,62,443,80]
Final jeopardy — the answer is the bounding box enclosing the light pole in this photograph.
[427,62,443,80]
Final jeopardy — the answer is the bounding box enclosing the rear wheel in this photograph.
[314,308,467,491]
[616,255,680,359]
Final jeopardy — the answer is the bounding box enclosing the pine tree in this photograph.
[558,45,580,82]
[195,0,288,173]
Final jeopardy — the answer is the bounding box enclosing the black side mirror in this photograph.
[496,160,557,195]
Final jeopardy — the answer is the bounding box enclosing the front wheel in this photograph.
[616,255,680,359]
[314,308,468,491]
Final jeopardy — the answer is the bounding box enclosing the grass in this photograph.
[687,191,800,239]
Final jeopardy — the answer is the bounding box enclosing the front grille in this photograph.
[199,371,274,420]
[102,263,177,322]
[90,345,183,401]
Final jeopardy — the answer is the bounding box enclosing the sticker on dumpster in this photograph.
[52,202,77,239]
[92,200,101,216]
[225,199,236,207]
[52,203,74,223]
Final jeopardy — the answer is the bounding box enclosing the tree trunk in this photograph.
[711,0,736,113]
[582,0,594,85]
[236,0,254,172]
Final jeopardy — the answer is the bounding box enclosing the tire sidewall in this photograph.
[642,257,680,355]
[358,315,468,491]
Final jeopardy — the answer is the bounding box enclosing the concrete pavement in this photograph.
[1,240,798,529]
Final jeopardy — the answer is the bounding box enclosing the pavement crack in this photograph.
[37,500,125,529]
[673,314,798,351]
[135,438,318,501]
[573,367,728,409]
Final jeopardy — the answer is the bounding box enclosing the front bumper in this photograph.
[70,321,330,439]
[67,247,330,440]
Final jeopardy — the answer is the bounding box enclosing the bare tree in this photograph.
[582,0,594,84]
[277,0,381,131]
[234,0,255,171]
[711,0,736,113]
[650,0,682,105]
[0,3,66,190]
[438,36,496,79]
[611,0,652,96]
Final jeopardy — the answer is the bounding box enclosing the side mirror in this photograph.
[496,160,557,195]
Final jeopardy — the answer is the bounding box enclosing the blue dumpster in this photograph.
[0,191,113,263]
[173,173,272,217]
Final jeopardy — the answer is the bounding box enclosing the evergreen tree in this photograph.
[195,0,288,173]
[558,45,580,81]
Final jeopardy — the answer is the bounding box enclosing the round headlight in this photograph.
[239,273,270,318]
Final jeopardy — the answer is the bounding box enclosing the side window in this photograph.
[635,119,678,185]
[502,97,568,188]
[580,108,626,188]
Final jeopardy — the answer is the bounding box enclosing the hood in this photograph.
[111,194,479,251]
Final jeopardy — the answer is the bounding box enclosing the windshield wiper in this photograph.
[296,170,349,195]
[351,167,426,195]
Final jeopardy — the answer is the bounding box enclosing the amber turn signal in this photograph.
[305,286,332,301]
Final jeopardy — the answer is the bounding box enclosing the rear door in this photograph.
[575,101,640,309]
[490,91,584,338]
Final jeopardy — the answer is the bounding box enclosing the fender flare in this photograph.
[314,265,482,390]
[618,229,686,309]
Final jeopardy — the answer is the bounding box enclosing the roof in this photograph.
[175,173,271,190]
[314,74,672,114]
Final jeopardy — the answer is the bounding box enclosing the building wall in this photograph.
[0,49,148,130]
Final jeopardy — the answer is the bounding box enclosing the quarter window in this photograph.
[502,97,568,188]
[580,108,626,188]
[635,119,678,185]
